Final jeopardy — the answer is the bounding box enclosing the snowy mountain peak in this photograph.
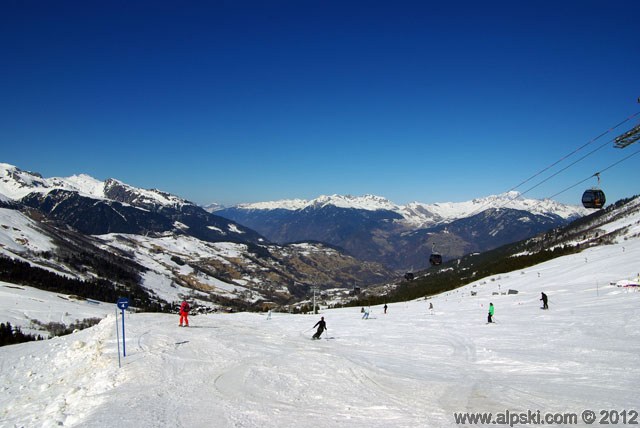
[227,191,588,229]
[311,194,397,211]
[0,163,190,209]
[0,163,49,199]
[103,178,190,208]
[1,163,106,200]
[235,194,398,212]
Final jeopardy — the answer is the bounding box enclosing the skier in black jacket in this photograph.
[312,316,327,339]
[540,292,549,310]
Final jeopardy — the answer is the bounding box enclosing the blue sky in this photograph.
[2,0,639,206]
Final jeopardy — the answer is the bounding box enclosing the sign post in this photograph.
[311,286,318,314]
[116,298,129,357]
[115,308,121,368]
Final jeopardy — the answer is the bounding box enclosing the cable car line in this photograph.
[465,111,640,218]
[504,136,612,202]
[503,111,640,197]
[546,147,640,201]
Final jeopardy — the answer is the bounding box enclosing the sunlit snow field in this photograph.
[1,234,639,427]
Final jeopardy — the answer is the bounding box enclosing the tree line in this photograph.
[0,322,43,346]
[0,256,168,312]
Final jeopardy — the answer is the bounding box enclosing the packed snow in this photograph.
[2,233,639,427]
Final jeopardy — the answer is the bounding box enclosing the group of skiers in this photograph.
[177,291,550,334]
[487,292,548,323]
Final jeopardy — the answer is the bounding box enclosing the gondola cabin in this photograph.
[429,253,443,266]
[582,189,606,209]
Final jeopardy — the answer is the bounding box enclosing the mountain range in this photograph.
[0,163,393,311]
[213,193,589,270]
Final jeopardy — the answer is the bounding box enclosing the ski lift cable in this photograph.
[547,147,640,200]
[505,111,640,195]
[507,136,612,200]
[466,111,640,217]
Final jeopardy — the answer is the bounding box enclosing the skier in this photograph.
[540,292,548,310]
[362,307,370,319]
[312,316,327,339]
[487,302,494,323]
[429,302,434,315]
[383,304,388,314]
[179,300,190,327]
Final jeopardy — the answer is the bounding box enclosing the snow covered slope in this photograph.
[0,163,106,200]
[0,163,194,211]
[0,283,114,337]
[1,209,638,427]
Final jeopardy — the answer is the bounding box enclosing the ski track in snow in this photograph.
[1,239,640,427]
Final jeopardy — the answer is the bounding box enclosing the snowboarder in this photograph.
[312,316,327,339]
[540,292,548,310]
[179,300,190,327]
[383,304,388,314]
[487,302,494,323]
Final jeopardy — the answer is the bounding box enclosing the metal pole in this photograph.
[121,308,126,357]
[115,308,121,368]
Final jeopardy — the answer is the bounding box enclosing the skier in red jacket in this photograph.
[179,300,190,327]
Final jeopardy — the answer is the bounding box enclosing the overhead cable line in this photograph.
[547,147,640,200]
[466,111,640,217]
[500,136,612,203]
[506,111,640,194]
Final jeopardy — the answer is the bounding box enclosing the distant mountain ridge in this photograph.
[0,163,263,244]
[0,163,189,208]
[215,193,589,270]
[0,163,394,311]
[212,192,586,229]
[0,161,590,273]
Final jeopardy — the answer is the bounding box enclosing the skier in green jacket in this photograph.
[487,303,495,323]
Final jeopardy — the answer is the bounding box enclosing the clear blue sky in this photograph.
[2,0,639,206]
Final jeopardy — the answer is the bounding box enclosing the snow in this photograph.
[232,192,588,229]
[2,234,639,427]
[105,179,188,207]
[0,208,58,255]
[0,284,115,337]
[2,163,587,231]
[236,194,404,212]
[57,174,105,199]
[0,163,106,201]
[94,234,255,303]
[0,164,188,208]
[227,223,245,234]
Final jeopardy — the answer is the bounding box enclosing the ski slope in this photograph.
[1,232,639,427]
